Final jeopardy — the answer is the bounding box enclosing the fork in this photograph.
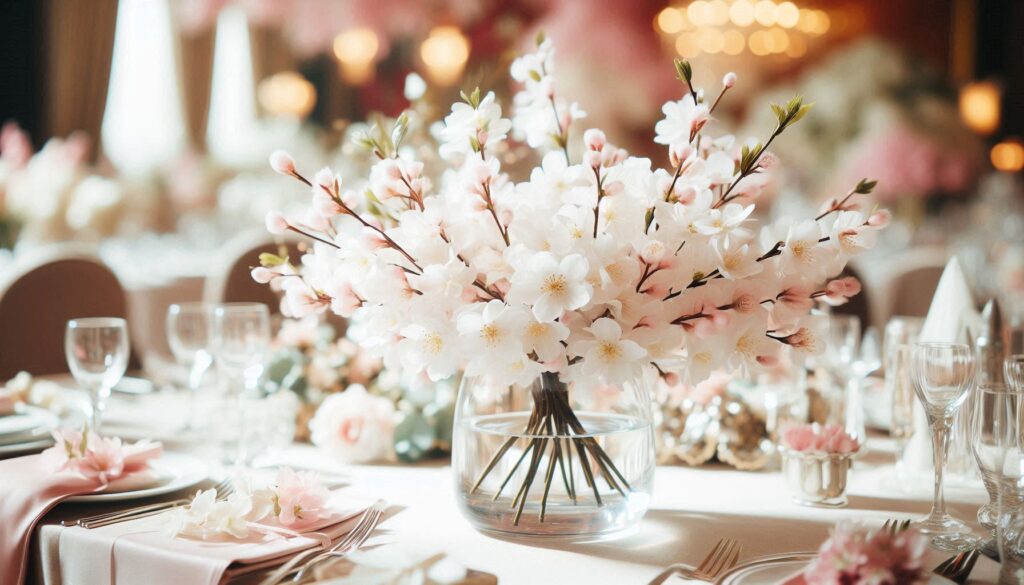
[646,538,743,584]
[881,518,912,535]
[290,501,386,583]
[74,477,234,529]
[934,549,980,585]
[258,499,386,585]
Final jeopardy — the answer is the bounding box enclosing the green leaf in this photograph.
[529,70,542,82]
[854,178,878,195]
[674,58,692,84]
[259,252,286,267]
[770,103,785,124]
[790,103,813,124]
[391,112,410,149]
[535,30,546,46]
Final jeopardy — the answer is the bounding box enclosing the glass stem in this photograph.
[91,386,106,434]
[930,417,951,518]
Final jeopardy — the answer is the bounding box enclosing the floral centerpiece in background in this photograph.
[261,316,456,463]
[0,123,166,247]
[743,39,983,214]
[255,35,885,536]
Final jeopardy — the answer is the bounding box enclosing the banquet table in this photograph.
[26,435,1001,584]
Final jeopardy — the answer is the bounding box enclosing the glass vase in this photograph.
[452,371,655,539]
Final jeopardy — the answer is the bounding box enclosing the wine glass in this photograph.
[971,383,1023,556]
[823,314,861,433]
[1005,354,1024,390]
[885,317,923,478]
[911,342,977,549]
[167,303,214,392]
[211,303,271,465]
[65,317,130,434]
[211,303,271,389]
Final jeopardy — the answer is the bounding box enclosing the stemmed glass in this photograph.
[211,303,271,465]
[885,317,923,479]
[65,318,130,434]
[971,383,1022,555]
[823,315,862,437]
[911,342,977,550]
[1005,354,1024,390]
[167,303,214,428]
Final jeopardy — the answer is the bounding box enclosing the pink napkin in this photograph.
[0,443,163,584]
[55,495,367,585]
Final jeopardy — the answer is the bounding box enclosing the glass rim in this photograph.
[168,302,214,314]
[912,341,972,350]
[213,302,270,315]
[67,317,127,328]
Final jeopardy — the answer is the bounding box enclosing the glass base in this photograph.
[915,513,971,536]
[930,533,980,552]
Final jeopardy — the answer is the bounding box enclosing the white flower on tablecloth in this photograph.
[309,385,395,463]
[161,488,257,540]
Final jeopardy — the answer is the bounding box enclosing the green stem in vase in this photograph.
[471,371,633,525]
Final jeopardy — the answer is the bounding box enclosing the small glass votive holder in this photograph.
[780,448,855,508]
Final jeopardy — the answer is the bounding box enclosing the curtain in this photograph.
[173,18,217,152]
[42,0,119,156]
[248,23,294,115]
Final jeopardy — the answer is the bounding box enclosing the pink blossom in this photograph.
[584,129,606,151]
[670,144,693,168]
[273,467,330,527]
[0,122,32,168]
[777,286,814,312]
[804,523,926,585]
[822,276,862,306]
[722,72,737,89]
[269,150,296,175]
[867,209,891,228]
[265,211,290,235]
[781,423,860,454]
[584,150,602,169]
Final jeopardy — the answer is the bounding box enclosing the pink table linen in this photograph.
[46,498,366,585]
[0,454,100,584]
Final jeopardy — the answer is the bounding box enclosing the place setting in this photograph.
[3,1,1024,583]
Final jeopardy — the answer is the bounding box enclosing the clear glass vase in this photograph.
[452,371,655,539]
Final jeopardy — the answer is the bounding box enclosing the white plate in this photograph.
[0,437,54,457]
[717,552,954,584]
[66,452,208,502]
[0,404,59,437]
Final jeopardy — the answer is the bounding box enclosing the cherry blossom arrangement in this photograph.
[780,423,860,455]
[256,37,885,522]
[161,468,331,540]
[797,522,926,585]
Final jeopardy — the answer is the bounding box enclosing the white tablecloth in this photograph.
[33,438,1001,584]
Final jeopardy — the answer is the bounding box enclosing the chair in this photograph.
[0,246,139,379]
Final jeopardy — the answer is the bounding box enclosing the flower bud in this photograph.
[269,150,295,175]
[251,267,276,283]
[313,167,335,190]
[722,72,737,89]
[670,143,693,168]
[265,211,290,234]
[583,129,606,152]
[584,150,602,169]
[867,209,891,228]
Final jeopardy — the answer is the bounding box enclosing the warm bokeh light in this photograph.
[333,28,379,85]
[657,1,828,59]
[991,139,1024,172]
[723,29,745,54]
[256,71,316,119]
[729,0,755,26]
[420,26,470,87]
[657,7,685,33]
[676,32,700,57]
[754,0,777,26]
[776,2,799,27]
[960,81,1001,135]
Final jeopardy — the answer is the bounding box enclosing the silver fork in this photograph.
[291,501,385,583]
[258,499,386,585]
[934,549,980,585]
[75,477,235,529]
[647,538,743,584]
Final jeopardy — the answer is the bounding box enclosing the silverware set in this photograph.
[62,477,234,529]
[258,499,386,585]
[647,537,742,584]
